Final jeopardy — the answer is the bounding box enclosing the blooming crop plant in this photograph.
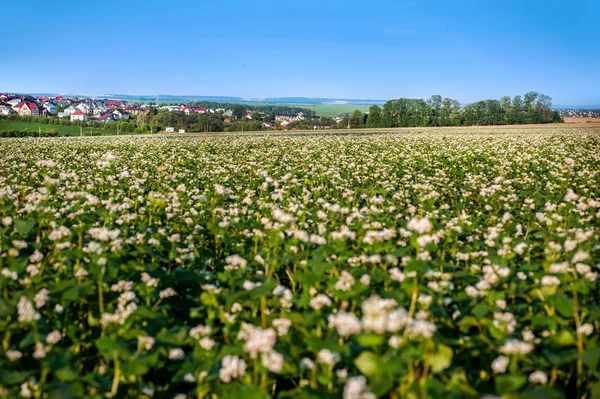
[0,127,598,399]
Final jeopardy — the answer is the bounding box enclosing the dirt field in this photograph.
[563,117,600,125]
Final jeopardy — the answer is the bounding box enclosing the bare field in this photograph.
[563,117,600,125]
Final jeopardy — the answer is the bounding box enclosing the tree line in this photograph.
[183,101,317,117]
[348,92,562,128]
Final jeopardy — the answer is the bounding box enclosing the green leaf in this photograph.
[355,334,385,348]
[495,374,527,395]
[581,347,600,370]
[552,292,574,318]
[55,366,79,382]
[0,370,28,385]
[457,316,479,331]
[471,304,489,319]
[430,344,453,373]
[555,330,576,347]
[354,351,380,378]
[122,353,159,377]
[590,382,600,399]
[14,219,34,235]
[521,387,563,399]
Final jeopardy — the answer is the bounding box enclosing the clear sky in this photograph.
[2,0,599,105]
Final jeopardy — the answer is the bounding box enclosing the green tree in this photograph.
[366,105,382,128]
[349,110,364,128]
[232,104,246,120]
[427,95,442,126]
[508,96,524,124]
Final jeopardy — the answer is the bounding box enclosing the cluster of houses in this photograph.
[0,93,324,130]
[0,93,144,123]
[558,109,600,118]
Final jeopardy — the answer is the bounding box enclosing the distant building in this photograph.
[93,105,108,116]
[70,111,88,122]
[262,122,274,128]
[166,127,175,133]
[76,103,93,114]
[0,105,14,116]
[179,129,185,133]
[13,102,40,117]
[112,110,130,120]
[64,105,77,116]
[43,102,58,115]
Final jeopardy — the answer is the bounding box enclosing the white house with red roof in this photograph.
[13,102,40,117]
[194,107,207,114]
[70,111,88,122]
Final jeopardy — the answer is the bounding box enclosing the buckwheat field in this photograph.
[0,127,599,399]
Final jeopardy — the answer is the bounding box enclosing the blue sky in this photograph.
[2,0,599,105]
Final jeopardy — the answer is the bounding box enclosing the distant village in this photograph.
[558,109,600,119]
[0,93,328,132]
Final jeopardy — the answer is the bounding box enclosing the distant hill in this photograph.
[21,93,387,106]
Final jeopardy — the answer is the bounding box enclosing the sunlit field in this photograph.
[0,127,598,398]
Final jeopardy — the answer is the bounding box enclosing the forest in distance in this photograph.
[351,92,561,129]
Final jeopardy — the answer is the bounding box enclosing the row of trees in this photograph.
[348,92,562,128]
[185,101,317,118]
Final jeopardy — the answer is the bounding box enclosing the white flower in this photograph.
[18,296,40,322]
[389,267,406,282]
[74,268,88,278]
[300,357,315,370]
[388,335,403,348]
[46,330,62,344]
[33,342,46,359]
[200,337,215,350]
[491,356,509,374]
[343,376,375,399]
[238,323,277,359]
[406,320,437,339]
[225,254,247,270]
[219,355,246,382]
[328,312,361,337]
[159,288,177,298]
[407,218,433,235]
[317,349,340,366]
[213,184,228,195]
[141,272,159,287]
[528,370,548,384]
[541,275,560,286]
[5,350,22,361]
[309,294,332,311]
[577,323,594,336]
[141,386,154,397]
[189,325,212,339]
[261,350,284,373]
[231,302,243,313]
[138,336,155,351]
[272,318,292,336]
[33,288,49,309]
[572,251,589,264]
[499,339,534,355]
[168,348,185,360]
[360,274,371,285]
